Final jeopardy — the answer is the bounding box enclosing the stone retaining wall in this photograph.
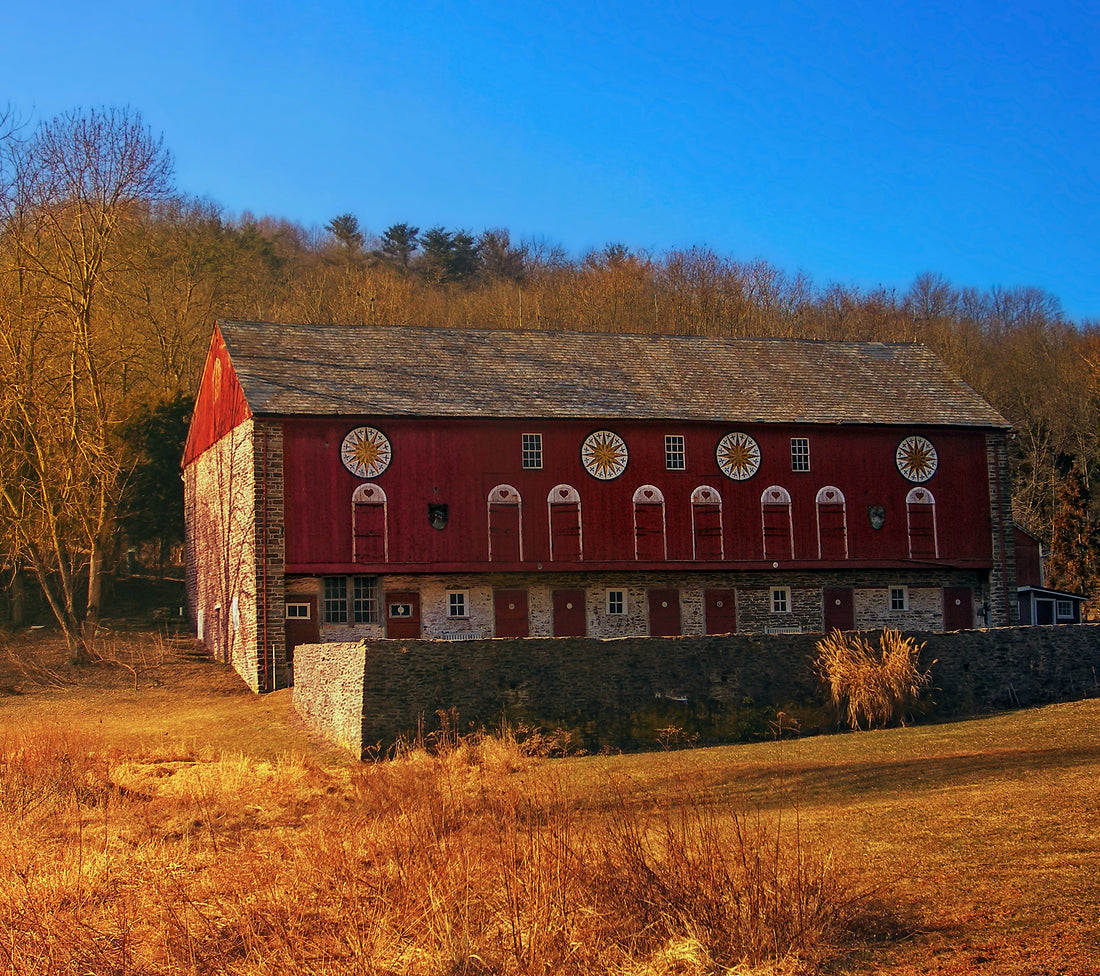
[293,625,1100,758]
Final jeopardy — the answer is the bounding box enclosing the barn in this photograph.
[183,320,1015,692]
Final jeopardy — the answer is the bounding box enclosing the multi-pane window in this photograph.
[770,587,790,613]
[665,435,686,470]
[791,438,810,472]
[286,603,310,619]
[890,586,908,611]
[324,576,379,624]
[323,576,348,623]
[522,433,543,469]
[448,591,468,618]
[1056,600,1073,619]
[353,576,378,623]
[606,589,626,615]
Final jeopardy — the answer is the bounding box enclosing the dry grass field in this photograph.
[0,629,1097,975]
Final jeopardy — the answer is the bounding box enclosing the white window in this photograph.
[606,589,626,615]
[771,587,790,613]
[791,438,810,472]
[448,591,469,618]
[890,586,908,612]
[286,603,311,619]
[522,432,543,469]
[665,435,686,470]
[1056,600,1074,619]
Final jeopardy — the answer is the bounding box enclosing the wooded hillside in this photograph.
[2,107,1097,649]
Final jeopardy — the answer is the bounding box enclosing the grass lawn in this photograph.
[1,629,1097,974]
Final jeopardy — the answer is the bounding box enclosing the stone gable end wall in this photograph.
[184,419,261,690]
[294,626,1100,757]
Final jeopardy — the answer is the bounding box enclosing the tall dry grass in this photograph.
[0,725,861,975]
[814,628,934,731]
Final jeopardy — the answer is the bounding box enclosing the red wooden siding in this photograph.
[279,417,995,574]
[182,326,252,466]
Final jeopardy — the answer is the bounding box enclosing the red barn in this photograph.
[183,321,1015,692]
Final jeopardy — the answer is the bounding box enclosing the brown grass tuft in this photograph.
[814,628,934,730]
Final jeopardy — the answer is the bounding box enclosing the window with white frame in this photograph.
[448,591,469,618]
[522,432,543,469]
[665,435,686,470]
[286,603,310,619]
[791,438,810,472]
[890,586,908,611]
[1056,599,1074,619]
[606,589,626,615]
[770,587,790,613]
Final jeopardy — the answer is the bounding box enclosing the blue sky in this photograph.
[8,0,1099,321]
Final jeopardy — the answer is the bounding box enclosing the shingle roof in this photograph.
[217,320,1010,429]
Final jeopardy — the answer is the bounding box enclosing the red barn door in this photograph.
[823,587,854,632]
[552,589,587,636]
[386,591,421,638]
[704,588,736,634]
[648,588,681,636]
[943,587,972,631]
[494,589,529,638]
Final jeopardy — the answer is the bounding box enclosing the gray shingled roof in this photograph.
[218,320,1010,429]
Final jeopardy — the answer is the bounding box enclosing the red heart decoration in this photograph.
[825,491,835,500]
[364,488,375,498]
[644,489,654,499]
[701,490,712,500]
[771,490,782,500]
[559,488,570,498]
[499,489,510,498]
[915,490,926,501]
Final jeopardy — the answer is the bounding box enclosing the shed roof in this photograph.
[216,320,1010,429]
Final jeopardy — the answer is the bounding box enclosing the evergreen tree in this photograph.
[379,222,419,271]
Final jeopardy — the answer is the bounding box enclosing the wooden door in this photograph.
[648,588,681,636]
[552,589,587,636]
[704,588,736,634]
[634,504,665,561]
[942,586,973,631]
[494,589,529,638]
[823,587,854,632]
[385,590,421,638]
[284,595,319,667]
[488,503,521,562]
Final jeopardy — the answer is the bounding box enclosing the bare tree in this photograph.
[0,107,173,659]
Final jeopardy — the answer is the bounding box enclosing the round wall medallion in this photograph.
[896,435,938,483]
[581,430,629,480]
[341,426,392,478]
[716,431,761,481]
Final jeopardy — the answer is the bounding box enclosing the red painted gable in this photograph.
[182,325,253,467]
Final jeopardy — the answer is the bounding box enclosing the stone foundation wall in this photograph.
[293,624,1100,757]
[287,567,990,645]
